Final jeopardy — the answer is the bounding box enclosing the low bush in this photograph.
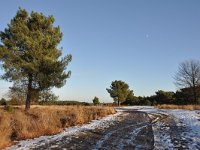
[0,98,7,105]
[4,105,15,113]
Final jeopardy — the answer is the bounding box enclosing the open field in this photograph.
[6,106,200,150]
[157,104,200,110]
[0,105,115,149]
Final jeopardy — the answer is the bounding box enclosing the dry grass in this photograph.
[157,104,200,110]
[0,105,115,149]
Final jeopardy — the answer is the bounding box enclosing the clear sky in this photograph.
[0,0,200,102]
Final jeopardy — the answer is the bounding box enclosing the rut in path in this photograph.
[31,111,154,150]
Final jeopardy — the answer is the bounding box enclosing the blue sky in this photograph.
[0,0,200,102]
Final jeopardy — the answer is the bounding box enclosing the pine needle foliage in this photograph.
[0,8,72,110]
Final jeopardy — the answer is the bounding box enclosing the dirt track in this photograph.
[30,111,154,150]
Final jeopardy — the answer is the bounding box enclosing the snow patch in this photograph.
[138,106,200,149]
[166,109,200,149]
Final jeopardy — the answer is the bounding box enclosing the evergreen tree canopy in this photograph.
[107,80,130,106]
[0,8,72,110]
[93,96,100,105]
[122,90,139,105]
[155,90,175,104]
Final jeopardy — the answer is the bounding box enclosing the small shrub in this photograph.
[0,98,7,105]
[4,105,14,113]
[93,97,100,105]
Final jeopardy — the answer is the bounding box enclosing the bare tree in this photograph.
[174,59,200,103]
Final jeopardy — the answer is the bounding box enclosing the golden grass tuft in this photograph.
[0,110,12,148]
[0,105,115,149]
[157,104,200,110]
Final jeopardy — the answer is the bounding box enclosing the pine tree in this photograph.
[106,80,130,106]
[93,96,100,105]
[0,8,72,110]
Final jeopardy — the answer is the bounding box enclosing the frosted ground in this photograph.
[138,106,200,149]
[7,106,200,150]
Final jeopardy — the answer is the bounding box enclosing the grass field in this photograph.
[0,105,115,149]
[157,104,200,110]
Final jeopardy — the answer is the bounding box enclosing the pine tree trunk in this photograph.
[25,74,32,111]
[118,100,120,106]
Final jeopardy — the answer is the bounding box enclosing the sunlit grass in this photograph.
[157,104,200,110]
[0,105,115,149]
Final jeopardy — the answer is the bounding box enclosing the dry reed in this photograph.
[0,105,115,149]
[157,104,200,110]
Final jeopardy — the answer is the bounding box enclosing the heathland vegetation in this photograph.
[0,106,115,149]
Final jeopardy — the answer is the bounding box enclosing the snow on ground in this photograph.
[6,111,122,150]
[166,109,200,149]
[137,106,200,149]
[116,106,154,112]
[133,107,174,149]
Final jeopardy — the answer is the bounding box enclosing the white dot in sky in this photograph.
[145,34,150,38]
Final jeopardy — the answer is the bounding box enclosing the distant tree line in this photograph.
[0,97,90,106]
[122,88,200,106]
[107,59,200,106]
[108,86,200,106]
